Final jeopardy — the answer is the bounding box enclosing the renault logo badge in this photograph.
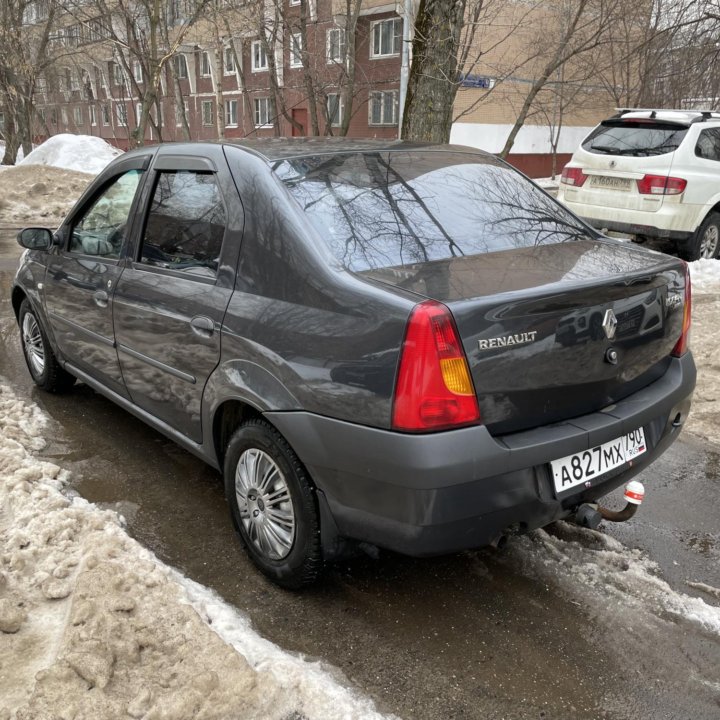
[602,309,618,339]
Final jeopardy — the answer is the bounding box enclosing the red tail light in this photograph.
[671,264,691,357]
[637,174,687,195]
[560,166,588,187]
[392,301,481,431]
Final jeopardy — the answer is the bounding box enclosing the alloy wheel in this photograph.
[22,313,45,377]
[235,448,296,560]
[700,224,719,259]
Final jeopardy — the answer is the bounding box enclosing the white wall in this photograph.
[449,123,594,154]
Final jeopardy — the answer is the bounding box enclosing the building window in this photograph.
[175,101,189,126]
[254,97,272,127]
[371,18,401,58]
[327,93,344,127]
[326,28,346,64]
[225,99,237,127]
[70,69,80,92]
[113,62,124,85]
[200,51,212,77]
[290,33,302,68]
[136,102,143,125]
[102,103,110,126]
[251,40,268,71]
[175,54,188,79]
[90,105,97,126]
[224,47,235,74]
[117,102,128,126]
[133,61,143,83]
[0,112,4,131]
[202,100,214,126]
[289,0,300,5]
[74,106,83,125]
[61,107,68,125]
[369,90,398,125]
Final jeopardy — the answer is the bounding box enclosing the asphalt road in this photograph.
[1,229,719,720]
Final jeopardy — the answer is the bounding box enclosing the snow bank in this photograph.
[0,165,93,227]
[19,134,122,175]
[689,258,720,294]
[0,382,393,720]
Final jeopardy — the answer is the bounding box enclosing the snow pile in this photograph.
[0,165,93,227]
[19,134,122,175]
[0,382,392,720]
[685,259,720,444]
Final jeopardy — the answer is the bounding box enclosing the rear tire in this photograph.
[19,300,76,393]
[680,213,720,261]
[224,419,322,589]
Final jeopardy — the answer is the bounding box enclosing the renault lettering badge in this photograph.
[602,309,618,340]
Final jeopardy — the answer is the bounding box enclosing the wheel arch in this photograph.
[11,285,28,321]
[212,398,263,468]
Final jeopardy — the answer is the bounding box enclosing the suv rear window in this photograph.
[582,120,689,157]
[276,152,591,272]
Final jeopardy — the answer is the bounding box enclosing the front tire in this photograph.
[681,213,720,261]
[18,300,75,393]
[224,419,322,589]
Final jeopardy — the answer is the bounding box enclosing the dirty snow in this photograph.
[19,134,122,175]
[0,382,392,720]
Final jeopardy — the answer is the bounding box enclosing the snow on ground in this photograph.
[0,165,93,227]
[19,134,123,176]
[0,383,393,720]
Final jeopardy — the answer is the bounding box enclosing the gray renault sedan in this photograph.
[12,140,695,587]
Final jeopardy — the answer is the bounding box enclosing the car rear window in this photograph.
[582,120,689,157]
[275,152,592,272]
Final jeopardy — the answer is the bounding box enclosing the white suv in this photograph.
[557,109,720,260]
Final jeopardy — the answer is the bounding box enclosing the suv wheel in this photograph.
[19,300,76,393]
[683,213,720,261]
[224,419,322,589]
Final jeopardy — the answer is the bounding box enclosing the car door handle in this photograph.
[190,315,215,336]
[93,290,109,308]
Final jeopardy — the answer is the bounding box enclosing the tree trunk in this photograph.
[214,43,225,139]
[401,0,466,143]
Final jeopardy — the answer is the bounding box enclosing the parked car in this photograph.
[557,108,720,260]
[12,139,695,588]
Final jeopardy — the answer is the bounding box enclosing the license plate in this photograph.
[550,428,646,494]
[591,175,632,190]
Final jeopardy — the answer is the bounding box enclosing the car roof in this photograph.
[220,138,489,162]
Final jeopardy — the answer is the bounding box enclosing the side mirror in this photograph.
[17,227,54,251]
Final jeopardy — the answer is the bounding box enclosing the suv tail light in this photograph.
[637,174,687,195]
[560,167,588,187]
[671,264,691,357]
[392,301,480,431]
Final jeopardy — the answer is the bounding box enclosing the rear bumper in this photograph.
[584,217,693,243]
[265,353,696,557]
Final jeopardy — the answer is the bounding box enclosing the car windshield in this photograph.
[582,120,689,157]
[275,151,592,272]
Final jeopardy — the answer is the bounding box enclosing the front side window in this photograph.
[371,18,401,57]
[695,128,720,161]
[140,171,227,277]
[70,170,142,258]
[252,40,268,71]
[369,90,398,126]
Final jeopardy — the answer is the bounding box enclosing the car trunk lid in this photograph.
[363,239,687,435]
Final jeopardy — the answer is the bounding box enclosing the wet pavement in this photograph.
[2,229,719,719]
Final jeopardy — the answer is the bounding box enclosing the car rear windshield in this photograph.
[275,152,592,272]
[581,120,689,157]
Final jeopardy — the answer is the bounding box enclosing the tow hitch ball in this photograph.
[574,481,645,530]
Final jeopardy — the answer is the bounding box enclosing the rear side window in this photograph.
[695,128,720,161]
[581,121,689,157]
[140,170,226,277]
[277,152,591,272]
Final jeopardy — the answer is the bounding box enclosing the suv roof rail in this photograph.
[613,107,720,123]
